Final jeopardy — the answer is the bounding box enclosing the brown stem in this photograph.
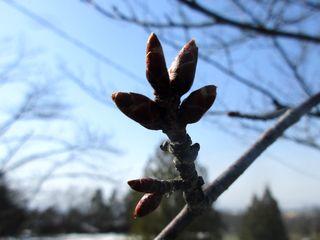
[128,178,202,194]
[161,131,208,213]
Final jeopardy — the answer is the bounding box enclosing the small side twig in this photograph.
[227,108,288,120]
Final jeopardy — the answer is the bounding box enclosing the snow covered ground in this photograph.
[9,233,137,240]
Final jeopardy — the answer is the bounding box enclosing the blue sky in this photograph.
[0,0,319,211]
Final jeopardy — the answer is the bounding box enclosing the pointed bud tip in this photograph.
[111,92,117,100]
[149,32,156,38]
[184,39,197,50]
[111,92,127,102]
[147,32,155,41]
[207,85,217,93]
[127,179,137,188]
[200,85,217,99]
[147,33,161,48]
[189,39,196,46]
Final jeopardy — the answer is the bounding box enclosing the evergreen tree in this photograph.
[30,207,64,235]
[108,189,129,232]
[239,187,288,240]
[126,146,224,240]
[0,173,26,236]
[88,189,113,231]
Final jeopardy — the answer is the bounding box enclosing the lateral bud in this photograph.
[146,33,170,98]
[128,178,163,193]
[169,39,198,96]
[128,178,186,193]
[134,193,163,218]
[178,85,217,125]
[112,92,162,130]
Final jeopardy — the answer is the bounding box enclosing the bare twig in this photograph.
[179,0,320,44]
[0,133,33,170]
[81,0,215,29]
[225,108,288,120]
[232,121,320,152]
[272,39,313,96]
[230,0,262,24]
[3,0,143,84]
[60,65,114,107]
[209,106,320,121]
[155,91,320,239]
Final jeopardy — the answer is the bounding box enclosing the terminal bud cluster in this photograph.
[112,33,217,217]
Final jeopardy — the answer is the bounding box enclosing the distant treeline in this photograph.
[1,148,320,240]
[0,176,129,236]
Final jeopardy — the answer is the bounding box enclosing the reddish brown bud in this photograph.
[112,92,162,130]
[179,85,217,125]
[127,178,163,193]
[169,40,198,96]
[128,178,188,193]
[146,33,170,98]
[134,193,162,218]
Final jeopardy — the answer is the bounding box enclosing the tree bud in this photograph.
[146,33,170,98]
[134,193,162,218]
[112,92,162,130]
[128,178,162,193]
[179,85,217,125]
[169,40,198,96]
[128,178,188,193]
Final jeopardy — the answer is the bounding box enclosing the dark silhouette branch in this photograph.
[5,147,77,172]
[81,0,216,29]
[230,0,262,24]
[155,91,320,239]
[310,111,320,117]
[210,106,320,121]
[60,65,114,107]
[226,108,288,120]
[272,39,313,96]
[238,122,320,152]
[282,134,320,151]
[179,0,320,44]
[30,159,119,199]
[0,133,33,171]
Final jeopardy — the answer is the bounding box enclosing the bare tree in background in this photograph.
[0,38,118,203]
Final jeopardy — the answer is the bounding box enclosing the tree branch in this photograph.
[179,0,320,44]
[81,0,216,29]
[155,91,320,239]
[272,39,313,96]
[226,108,288,120]
[209,106,320,121]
